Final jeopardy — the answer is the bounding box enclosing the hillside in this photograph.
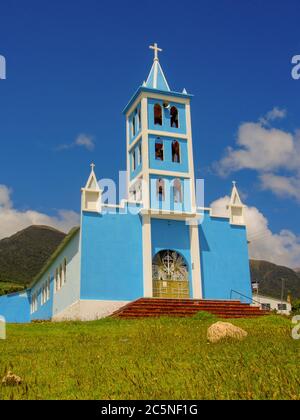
[0,226,66,291]
[250,260,300,300]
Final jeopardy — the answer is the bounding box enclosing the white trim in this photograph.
[102,200,143,210]
[81,165,102,213]
[141,97,150,208]
[153,61,158,89]
[149,169,191,178]
[148,130,188,140]
[142,214,153,297]
[189,224,202,299]
[128,132,143,151]
[196,206,246,226]
[185,102,196,210]
[125,92,189,118]
[140,208,202,222]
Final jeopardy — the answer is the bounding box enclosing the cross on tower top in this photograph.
[149,43,162,61]
[90,163,95,171]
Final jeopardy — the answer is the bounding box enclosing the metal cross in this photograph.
[149,43,162,61]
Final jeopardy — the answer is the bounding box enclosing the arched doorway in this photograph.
[152,250,190,299]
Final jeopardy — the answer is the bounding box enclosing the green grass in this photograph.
[0,282,25,296]
[0,316,299,400]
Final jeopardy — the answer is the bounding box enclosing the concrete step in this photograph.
[112,298,269,319]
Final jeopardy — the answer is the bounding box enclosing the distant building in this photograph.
[253,294,291,315]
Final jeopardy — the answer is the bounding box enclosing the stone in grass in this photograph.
[2,371,22,386]
[207,322,248,343]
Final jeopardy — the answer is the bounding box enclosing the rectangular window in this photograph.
[278,304,287,311]
[63,259,67,285]
[132,150,136,171]
[47,276,50,300]
[138,143,142,166]
[31,293,38,313]
[138,108,141,132]
[132,114,136,137]
[55,269,58,292]
[261,303,271,311]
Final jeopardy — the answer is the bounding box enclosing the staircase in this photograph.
[112,298,269,319]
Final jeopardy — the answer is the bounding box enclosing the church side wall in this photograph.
[199,212,252,302]
[80,210,144,301]
[31,231,81,321]
[0,291,31,323]
[51,232,81,319]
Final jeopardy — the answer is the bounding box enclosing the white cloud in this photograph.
[0,185,80,240]
[57,134,95,152]
[217,122,297,175]
[260,107,287,125]
[75,134,95,151]
[215,108,300,203]
[210,196,300,268]
[0,185,12,209]
[259,173,300,202]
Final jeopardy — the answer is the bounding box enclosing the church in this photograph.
[0,45,252,323]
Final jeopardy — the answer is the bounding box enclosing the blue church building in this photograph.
[0,44,252,323]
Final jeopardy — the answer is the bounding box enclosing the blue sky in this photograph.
[0,0,299,266]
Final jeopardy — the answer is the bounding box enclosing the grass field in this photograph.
[0,315,299,400]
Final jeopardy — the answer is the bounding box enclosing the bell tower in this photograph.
[124,43,197,214]
[123,44,202,300]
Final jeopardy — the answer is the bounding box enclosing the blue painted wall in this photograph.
[81,207,144,301]
[151,218,193,297]
[148,135,189,173]
[148,98,187,134]
[150,175,191,212]
[199,212,252,302]
[30,279,53,321]
[0,291,31,323]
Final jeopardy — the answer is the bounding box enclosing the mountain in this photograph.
[250,260,300,301]
[0,226,66,291]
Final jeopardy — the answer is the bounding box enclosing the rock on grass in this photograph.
[207,322,248,343]
[2,371,22,386]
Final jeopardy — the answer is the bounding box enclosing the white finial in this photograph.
[90,163,95,172]
[149,43,162,61]
[232,180,236,187]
